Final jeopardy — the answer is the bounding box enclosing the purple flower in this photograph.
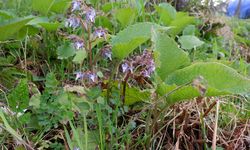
[122,62,133,73]
[87,72,97,82]
[68,35,85,50]
[94,27,107,39]
[86,8,96,23]
[122,63,129,73]
[65,16,80,29]
[103,50,112,60]
[74,40,84,50]
[71,0,81,12]
[75,72,84,80]
[101,45,112,60]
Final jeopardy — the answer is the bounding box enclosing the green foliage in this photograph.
[152,29,190,80]
[73,50,87,64]
[57,42,76,59]
[0,16,34,41]
[169,12,195,36]
[7,79,29,112]
[166,62,250,94]
[32,0,70,15]
[178,35,204,50]
[111,22,166,60]
[114,8,137,28]
[125,87,150,105]
[155,3,176,25]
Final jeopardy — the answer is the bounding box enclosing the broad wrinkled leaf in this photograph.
[111,22,167,60]
[57,43,76,59]
[114,8,137,28]
[125,87,150,105]
[155,3,176,25]
[152,29,190,81]
[166,62,250,94]
[32,0,55,15]
[169,12,195,36]
[0,16,34,41]
[32,0,70,15]
[178,35,204,50]
[182,25,196,35]
[95,16,113,31]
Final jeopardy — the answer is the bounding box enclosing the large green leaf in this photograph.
[157,83,226,106]
[125,87,151,105]
[32,0,55,15]
[155,3,176,25]
[166,62,250,94]
[178,35,204,50]
[0,16,34,41]
[169,12,195,36]
[152,29,190,80]
[111,22,166,60]
[114,8,137,28]
[32,0,70,15]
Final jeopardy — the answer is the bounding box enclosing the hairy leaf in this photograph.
[152,29,190,80]
[114,8,137,28]
[166,62,250,94]
[0,16,34,41]
[111,22,167,60]
[178,35,204,50]
[155,3,176,25]
[169,12,195,36]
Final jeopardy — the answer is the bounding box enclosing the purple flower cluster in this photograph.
[121,49,155,78]
[66,1,96,29]
[75,71,97,83]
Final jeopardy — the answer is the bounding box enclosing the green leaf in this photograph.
[57,43,76,59]
[32,0,55,15]
[125,87,150,105]
[39,22,60,31]
[7,79,29,112]
[32,0,70,15]
[114,8,137,28]
[155,3,176,25]
[166,62,250,94]
[73,50,87,64]
[169,12,195,36]
[50,0,71,14]
[152,29,190,81]
[183,25,196,35]
[0,16,34,41]
[178,35,204,50]
[95,16,113,31]
[157,83,226,106]
[101,2,124,13]
[111,22,166,60]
